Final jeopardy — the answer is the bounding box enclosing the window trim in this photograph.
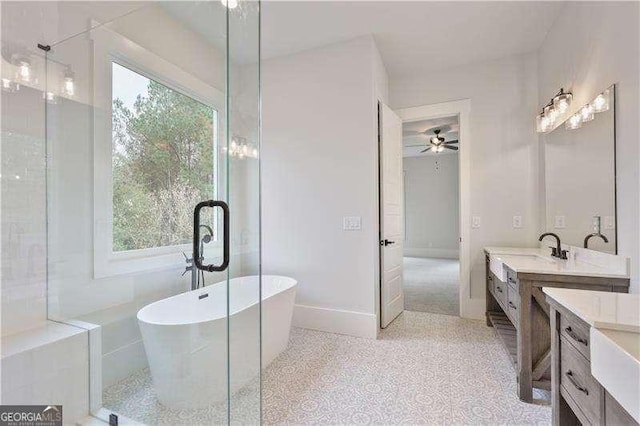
[91,25,225,279]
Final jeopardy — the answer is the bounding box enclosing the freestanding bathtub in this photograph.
[137,275,297,409]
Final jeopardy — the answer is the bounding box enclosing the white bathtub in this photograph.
[137,275,297,409]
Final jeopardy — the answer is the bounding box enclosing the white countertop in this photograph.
[543,288,640,333]
[485,246,630,279]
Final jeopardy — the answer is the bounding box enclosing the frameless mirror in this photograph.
[543,85,616,253]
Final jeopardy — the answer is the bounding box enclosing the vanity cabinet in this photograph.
[484,251,630,403]
[547,298,638,426]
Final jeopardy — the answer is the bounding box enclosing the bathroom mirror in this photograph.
[543,85,616,253]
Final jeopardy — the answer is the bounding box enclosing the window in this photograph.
[111,62,217,252]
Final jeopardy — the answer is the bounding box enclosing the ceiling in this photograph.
[403,115,459,157]
[262,1,565,78]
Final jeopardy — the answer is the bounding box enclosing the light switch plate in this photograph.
[513,216,522,229]
[554,215,566,229]
[343,216,361,230]
[472,216,481,229]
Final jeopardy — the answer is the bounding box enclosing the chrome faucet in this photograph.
[584,233,609,249]
[539,232,568,259]
[182,225,214,291]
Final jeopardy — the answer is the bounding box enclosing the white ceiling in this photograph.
[262,1,565,77]
[403,115,459,157]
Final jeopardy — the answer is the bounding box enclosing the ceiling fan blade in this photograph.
[442,140,459,145]
[443,145,459,151]
[420,147,432,153]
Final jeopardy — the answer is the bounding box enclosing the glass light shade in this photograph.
[221,0,238,8]
[553,92,572,114]
[1,78,18,93]
[15,60,32,83]
[43,91,57,104]
[543,104,558,123]
[592,90,610,113]
[565,113,582,130]
[61,70,75,97]
[536,114,553,133]
[579,104,594,122]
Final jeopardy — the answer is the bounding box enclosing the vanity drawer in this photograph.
[560,337,603,424]
[493,278,507,307]
[506,268,518,286]
[506,283,519,324]
[560,310,591,360]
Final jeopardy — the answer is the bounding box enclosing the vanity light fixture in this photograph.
[536,88,573,133]
[12,55,33,84]
[564,88,612,131]
[223,136,258,159]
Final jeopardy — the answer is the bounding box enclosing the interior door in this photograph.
[379,102,404,328]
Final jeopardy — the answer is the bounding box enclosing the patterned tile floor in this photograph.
[104,311,551,425]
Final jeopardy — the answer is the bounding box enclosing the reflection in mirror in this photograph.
[543,85,616,253]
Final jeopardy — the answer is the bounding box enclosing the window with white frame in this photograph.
[111,61,218,252]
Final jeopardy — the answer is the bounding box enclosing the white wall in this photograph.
[390,53,540,301]
[537,1,640,293]
[403,154,459,259]
[262,36,385,338]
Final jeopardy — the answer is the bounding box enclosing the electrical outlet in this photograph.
[343,216,361,230]
[513,215,522,229]
[604,216,615,230]
[472,216,481,229]
[554,215,566,229]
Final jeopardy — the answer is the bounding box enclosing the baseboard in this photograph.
[293,304,377,339]
[460,297,485,321]
[403,247,459,259]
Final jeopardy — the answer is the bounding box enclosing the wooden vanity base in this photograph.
[484,251,630,403]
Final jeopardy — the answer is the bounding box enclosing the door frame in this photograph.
[391,99,476,320]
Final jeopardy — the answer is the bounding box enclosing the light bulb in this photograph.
[43,91,57,104]
[221,0,238,9]
[579,105,594,122]
[592,90,610,113]
[543,105,558,124]
[62,70,75,97]
[553,91,572,114]
[1,78,15,92]
[565,113,582,130]
[18,61,31,83]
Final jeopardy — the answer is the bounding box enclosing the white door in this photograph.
[379,102,404,328]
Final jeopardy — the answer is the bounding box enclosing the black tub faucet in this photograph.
[539,232,568,259]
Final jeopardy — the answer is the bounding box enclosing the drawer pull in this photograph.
[565,326,588,346]
[565,370,589,395]
[508,301,517,310]
[508,277,516,284]
[496,286,503,293]
[488,276,493,282]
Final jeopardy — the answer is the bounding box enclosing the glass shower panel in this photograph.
[44,1,261,424]
[227,1,262,423]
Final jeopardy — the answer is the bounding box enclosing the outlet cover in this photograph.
[513,215,523,229]
[604,216,615,230]
[554,215,566,229]
[343,216,361,230]
[472,216,481,229]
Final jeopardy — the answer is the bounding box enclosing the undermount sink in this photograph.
[591,327,640,423]
[489,253,555,282]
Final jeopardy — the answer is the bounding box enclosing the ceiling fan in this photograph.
[421,129,459,153]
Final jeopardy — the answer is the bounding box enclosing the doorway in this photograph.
[402,116,460,316]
